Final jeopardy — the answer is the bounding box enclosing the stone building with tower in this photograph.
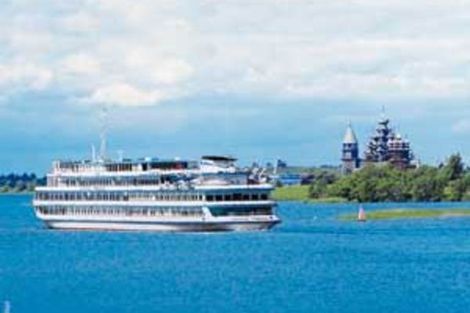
[341,114,415,174]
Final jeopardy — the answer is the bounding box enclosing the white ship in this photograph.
[33,155,280,232]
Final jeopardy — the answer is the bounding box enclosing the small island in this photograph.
[273,113,469,204]
[339,208,470,221]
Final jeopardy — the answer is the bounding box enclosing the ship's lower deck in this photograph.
[33,202,280,232]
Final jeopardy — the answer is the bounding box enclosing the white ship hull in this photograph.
[42,218,280,232]
[34,155,281,233]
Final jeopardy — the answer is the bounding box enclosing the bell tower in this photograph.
[342,123,360,174]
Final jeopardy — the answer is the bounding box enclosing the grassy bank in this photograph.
[339,208,470,221]
[273,185,310,201]
[273,185,346,203]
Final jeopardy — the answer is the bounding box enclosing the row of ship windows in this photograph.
[36,192,202,201]
[35,192,270,202]
[54,161,196,173]
[210,206,273,217]
[36,206,272,217]
[206,194,269,201]
[36,206,203,217]
[48,178,173,187]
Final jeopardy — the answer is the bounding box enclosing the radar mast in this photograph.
[99,105,109,162]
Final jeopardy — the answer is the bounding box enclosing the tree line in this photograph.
[309,154,470,202]
[0,173,46,193]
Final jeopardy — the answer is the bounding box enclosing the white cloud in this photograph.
[88,83,166,107]
[0,0,470,106]
[0,63,53,91]
[59,11,100,33]
[124,50,193,85]
[61,53,101,75]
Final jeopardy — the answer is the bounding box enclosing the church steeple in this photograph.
[343,122,358,144]
[342,123,360,174]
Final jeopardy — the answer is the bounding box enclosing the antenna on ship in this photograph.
[99,105,108,162]
[91,144,96,162]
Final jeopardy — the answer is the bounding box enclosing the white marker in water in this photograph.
[357,205,367,222]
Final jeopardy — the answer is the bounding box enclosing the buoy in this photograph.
[357,205,367,222]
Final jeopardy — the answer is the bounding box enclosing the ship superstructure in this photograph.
[33,156,280,232]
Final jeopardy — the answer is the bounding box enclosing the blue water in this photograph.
[1,195,470,313]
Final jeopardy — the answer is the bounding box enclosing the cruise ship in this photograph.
[33,155,281,232]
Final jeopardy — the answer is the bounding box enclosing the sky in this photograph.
[0,0,469,174]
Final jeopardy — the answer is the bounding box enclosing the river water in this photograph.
[1,195,470,313]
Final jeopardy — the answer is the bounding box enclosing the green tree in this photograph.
[326,176,354,200]
[443,179,467,201]
[309,171,338,198]
[14,180,26,192]
[409,166,446,201]
[441,153,464,181]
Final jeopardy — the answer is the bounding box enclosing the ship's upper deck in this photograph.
[43,155,277,190]
[52,156,237,175]
[41,155,272,190]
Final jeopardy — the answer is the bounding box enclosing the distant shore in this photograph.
[273,185,470,204]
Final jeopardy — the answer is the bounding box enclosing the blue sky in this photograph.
[0,0,469,173]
